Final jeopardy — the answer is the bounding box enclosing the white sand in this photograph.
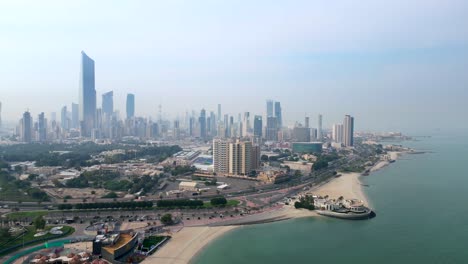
[143,226,236,264]
[311,172,369,206]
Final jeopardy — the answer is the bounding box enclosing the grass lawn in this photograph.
[203,199,240,208]
[0,189,40,203]
[142,236,166,249]
[5,211,49,221]
[0,225,75,257]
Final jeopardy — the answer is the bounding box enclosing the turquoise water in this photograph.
[193,134,468,264]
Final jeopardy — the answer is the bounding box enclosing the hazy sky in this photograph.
[1,0,467,133]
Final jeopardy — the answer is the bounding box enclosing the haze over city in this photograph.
[1,0,467,133]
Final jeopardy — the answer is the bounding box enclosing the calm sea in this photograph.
[193,133,468,264]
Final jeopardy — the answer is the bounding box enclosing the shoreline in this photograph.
[144,150,406,264]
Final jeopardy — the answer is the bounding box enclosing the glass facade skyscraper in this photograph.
[102,91,114,116]
[78,51,96,137]
[126,93,135,119]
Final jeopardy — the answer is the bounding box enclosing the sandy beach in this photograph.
[143,226,236,264]
[311,172,369,206]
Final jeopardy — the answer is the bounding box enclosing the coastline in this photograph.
[145,150,405,264]
[144,226,237,264]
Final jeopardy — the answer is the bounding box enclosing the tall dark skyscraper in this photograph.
[102,91,114,115]
[126,93,135,119]
[274,101,282,128]
[254,115,263,138]
[38,112,47,142]
[21,111,32,143]
[199,109,206,140]
[344,115,354,147]
[78,51,96,137]
[71,103,79,129]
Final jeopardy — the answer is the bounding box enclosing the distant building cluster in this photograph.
[14,51,355,148]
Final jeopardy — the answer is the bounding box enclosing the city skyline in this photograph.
[1,1,468,133]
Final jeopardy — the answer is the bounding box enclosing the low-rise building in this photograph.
[257,170,290,184]
[178,181,200,192]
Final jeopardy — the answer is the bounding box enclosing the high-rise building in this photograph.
[173,120,180,139]
[38,112,47,142]
[343,115,354,147]
[21,111,32,143]
[310,128,318,140]
[61,106,68,131]
[293,125,311,142]
[274,102,282,128]
[305,116,310,128]
[102,91,114,115]
[79,51,96,137]
[266,100,274,117]
[199,109,206,140]
[253,115,263,138]
[213,138,255,176]
[229,140,252,175]
[266,116,278,141]
[242,112,250,137]
[213,138,230,174]
[126,93,135,119]
[251,144,261,170]
[210,111,216,136]
[317,114,323,140]
[217,104,221,122]
[71,103,79,129]
[332,123,344,143]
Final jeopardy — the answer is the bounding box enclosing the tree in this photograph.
[0,227,12,244]
[210,197,227,206]
[160,214,174,225]
[261,155,269,162]
[34,215,46,230]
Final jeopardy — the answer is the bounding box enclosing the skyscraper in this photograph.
[343,115,354,147]
[217,104,221,122]
[332,123,344,143]
[78,51,96,137]
[38,112,47,142]
[274,102,282,128]
[229,140,252,175]
[317,114,323,140]
[199,109,206,140]
[126,93,135,119]
[71,103,79,129]
[102,91,114,115]
[213,138,254,176]
[213,138,230,174]
[305,116,310,128]
[253,115,263,138]
[266,116,278,141]
[61,106,68,130]
[266,100,274,117]
[293,125,311,142]
[21,111,32,143]
[210,111,216,136]
[242,112,250,137]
